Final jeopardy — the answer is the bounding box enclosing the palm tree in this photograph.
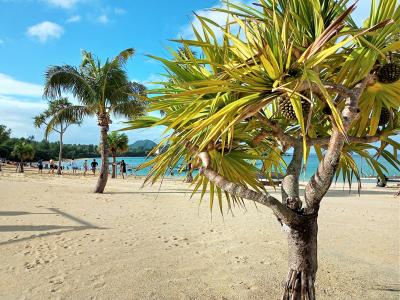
[34,98,81,175]
[43,48,146,193]
[108,131,129,178]
[125,1,400,299]
[12,141,35,173]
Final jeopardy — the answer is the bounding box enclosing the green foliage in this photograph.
[128,139,157,151]
[0,125,11,145]
[34,98,81,138]
[11,141,35,162]
[43,48,147,127]
[0,136,157,160]
[125,0,400,212]
[0,137,100,161]
[108,132,129,155]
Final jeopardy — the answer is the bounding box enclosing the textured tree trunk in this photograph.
[19,160,24,173]
[282,218,318,300]
[112,153,116,179]
[57,131,63,175]
[185,171,193,183]
[95,124,109,193]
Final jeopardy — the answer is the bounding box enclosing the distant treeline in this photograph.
[0,137,151,161]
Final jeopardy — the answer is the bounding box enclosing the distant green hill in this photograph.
[129,140,157,151]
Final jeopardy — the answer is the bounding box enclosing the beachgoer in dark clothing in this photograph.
[120,160,127,179]
[91,159,98,175]
[38,159,43,173]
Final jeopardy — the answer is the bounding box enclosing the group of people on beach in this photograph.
[36,158,128,178]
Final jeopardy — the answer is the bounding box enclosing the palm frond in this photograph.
[44,66,96,105]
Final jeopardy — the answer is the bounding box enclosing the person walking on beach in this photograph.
[83,160,88,176]
[120,160,127,179]
[91,159,98,176]
[49,159,55,175]
[37,159,43,174]
[71,158,78,174]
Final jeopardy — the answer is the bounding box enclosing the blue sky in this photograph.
[0,0,370,144]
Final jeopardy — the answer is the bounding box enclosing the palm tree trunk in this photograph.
[185,171,193,183]
[282,218,318,300]
[57,131,63,175]
[95,124,109,193]
[112,153,116,179]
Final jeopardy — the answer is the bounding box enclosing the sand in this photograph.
[0,166,399,300]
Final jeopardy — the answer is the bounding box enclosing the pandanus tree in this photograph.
[124,1,400,299]
[34,98,81,175]
[44,48,147,193]
[12,141,35,173]
[108,131,129,178]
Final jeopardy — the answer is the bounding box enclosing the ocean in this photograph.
[63,154,399,183]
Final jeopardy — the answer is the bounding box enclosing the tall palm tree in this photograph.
[34,98,81,175]
[12,141,35,173]
[43,48,146,193]
[125,1,400,298]
[108,131,129,178]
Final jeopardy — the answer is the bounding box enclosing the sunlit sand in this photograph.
[0,167,398,299]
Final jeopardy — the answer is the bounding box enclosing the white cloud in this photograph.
[27,21,64,43]
[66,15,81,23]
[114,7,126,15]
[0,73,43,97]
[178,1,252,40]
[97,14,109,24]
[45,0,78,9]
[0,95,47,139]
[142,73,165,88]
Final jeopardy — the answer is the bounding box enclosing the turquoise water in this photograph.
[63,154,399,183]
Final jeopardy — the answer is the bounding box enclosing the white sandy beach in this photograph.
[0,167,399,300]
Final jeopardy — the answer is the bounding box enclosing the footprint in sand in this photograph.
[234,255,249,264]
[161,235,190,249]
[24,242,58,270]
[48,274,65,293]
[90,274,106,290]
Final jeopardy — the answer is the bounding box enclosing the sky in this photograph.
[0,0,370,145]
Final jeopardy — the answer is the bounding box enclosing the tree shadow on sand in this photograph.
[0,208,107,246]
[106,190,200,195]
[371,283,400,293]
[0,211,55,216]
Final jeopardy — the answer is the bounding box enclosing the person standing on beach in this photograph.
[83,160,88,176]
[120,160,127,179]
[37,159,43,174]
[49,159,55,175]
[71,158,78,174]
[91,159,98,176]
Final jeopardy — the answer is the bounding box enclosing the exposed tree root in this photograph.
[282,269,315,300]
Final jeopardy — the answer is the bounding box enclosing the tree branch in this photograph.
[307,134,382,147]
[254,114,296,147]
[281,142,303,211]
[304,75,375,213]
[187,143,305,226]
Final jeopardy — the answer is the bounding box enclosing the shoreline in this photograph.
[2,164,399,189]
